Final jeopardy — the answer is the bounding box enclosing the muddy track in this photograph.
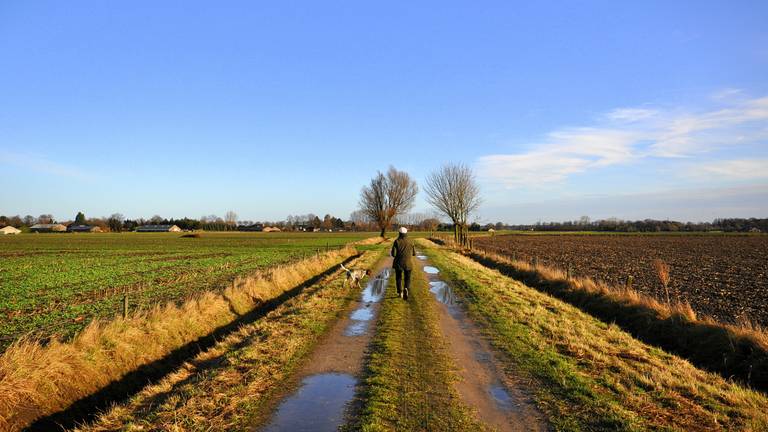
[26,254,360,432]
[416,253,548,432]
[256,257,392,431]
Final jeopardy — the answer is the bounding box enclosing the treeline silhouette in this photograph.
[497,218,767,233]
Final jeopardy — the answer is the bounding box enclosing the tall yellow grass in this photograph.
[0,247,356,432]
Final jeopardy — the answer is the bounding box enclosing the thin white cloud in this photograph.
[478,91,768,188]
[605,108,658,123]
[0,151,95,180]
[687,159,768,181]
[711,88,743,100]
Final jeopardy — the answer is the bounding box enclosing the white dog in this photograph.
[340,263,371,289]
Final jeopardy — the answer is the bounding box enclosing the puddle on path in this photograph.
[420,257,547,431]
[489,384,515,411]
[349,308,373,321]
[429,281,457,306]
[344,269,389,336]
[416,255,428,260]
[263,373,357,432]
[423,265,440,274]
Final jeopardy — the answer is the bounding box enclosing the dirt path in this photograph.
[416,253,548,432]
[258,258,392,431]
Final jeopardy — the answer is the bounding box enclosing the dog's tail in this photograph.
[340,263,350,272]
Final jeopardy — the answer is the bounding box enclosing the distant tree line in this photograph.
[2,212,764,233]
[0,211,418,232]
[505,217,768,233]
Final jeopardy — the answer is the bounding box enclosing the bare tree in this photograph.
[108,213,124,232]
[359,166,419,237]
[37,214,54,224]
[225,210,238,227]
[424,163,481,246]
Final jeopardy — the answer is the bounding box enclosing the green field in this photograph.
[0,232,374,348]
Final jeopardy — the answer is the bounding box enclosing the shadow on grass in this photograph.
[27,254,360,432]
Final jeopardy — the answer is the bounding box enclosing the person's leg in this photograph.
[403,269,411,300]
[394,267,403,296]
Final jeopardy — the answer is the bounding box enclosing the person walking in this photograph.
[391,226,416,300]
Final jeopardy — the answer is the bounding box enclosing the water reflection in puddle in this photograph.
[349,308,373,321]
[423,266,440,274]
[416,255,428,260]
[362,269,389,303]
[429,281,456,305]
[489,384,515,411]
[263,373,357,432]
[344,269,389,336]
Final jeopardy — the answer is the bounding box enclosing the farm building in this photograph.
[67,224,102,233]
[239,224,264,232]
[136,224,181,232]
[263,226,282,232]
[0,226,21,235]
[29,223,67,233]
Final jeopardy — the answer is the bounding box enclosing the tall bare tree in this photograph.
[225,210,238,227]
[359,166,419,237]
[424,163,481,245]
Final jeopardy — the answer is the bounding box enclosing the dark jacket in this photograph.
[391,234,416,270]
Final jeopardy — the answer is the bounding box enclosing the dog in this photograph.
[340,263,371,289]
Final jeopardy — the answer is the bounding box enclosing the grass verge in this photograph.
[351,261,486,431]
[74,248,387,431]
[424,241,768,431]
[0,247,358,432]
[457,245,768,394]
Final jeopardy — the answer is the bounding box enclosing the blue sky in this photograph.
[1,1,767,223]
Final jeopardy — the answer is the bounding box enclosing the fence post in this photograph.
[566,263,572,280]
[625,275,634,290]
[123,292,129,319]
[532,256,538,268]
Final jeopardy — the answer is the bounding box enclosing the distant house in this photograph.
[30,223,67,233]
[296,225,320,232]
[263,226,282,232]
[136,224,181,232]
[239,224,264,232]
[0,226,21,235]
[67,224,102,233]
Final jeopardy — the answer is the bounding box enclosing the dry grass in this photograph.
[0,247,357,432]
[426,243,768,431]
[447,241,768,394]
[653,258,671,303]
[351,235,387,246]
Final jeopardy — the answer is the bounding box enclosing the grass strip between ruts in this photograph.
[352,259,487,431]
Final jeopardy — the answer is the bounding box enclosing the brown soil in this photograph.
[475,234,768,326]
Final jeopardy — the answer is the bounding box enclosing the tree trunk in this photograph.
[380,227,386,238]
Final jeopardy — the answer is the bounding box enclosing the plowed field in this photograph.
[474,234,768,326]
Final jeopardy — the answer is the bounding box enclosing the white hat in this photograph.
[399,227,408,234]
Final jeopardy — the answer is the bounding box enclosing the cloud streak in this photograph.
[478,93,768,188]
[0,152,95,180]
[687,159,768,181]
